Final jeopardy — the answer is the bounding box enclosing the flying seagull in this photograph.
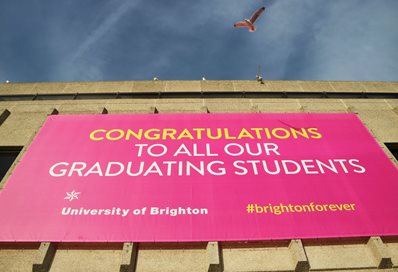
[234,6,266,32]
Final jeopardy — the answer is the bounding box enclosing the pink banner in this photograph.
[0,113,397,242]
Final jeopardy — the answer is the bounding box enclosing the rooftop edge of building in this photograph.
[0,80,397,95]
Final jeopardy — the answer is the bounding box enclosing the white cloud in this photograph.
[52,0,141,81]
[70,1,140,63]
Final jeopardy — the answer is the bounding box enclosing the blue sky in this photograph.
[0,0,397,82]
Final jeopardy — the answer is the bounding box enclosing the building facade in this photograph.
[0,80,397,272]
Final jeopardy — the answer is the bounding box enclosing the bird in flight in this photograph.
[234,6,266,32]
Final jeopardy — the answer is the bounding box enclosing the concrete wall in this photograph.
[0,80,397,271]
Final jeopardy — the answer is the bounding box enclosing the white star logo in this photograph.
[64,191,81,202]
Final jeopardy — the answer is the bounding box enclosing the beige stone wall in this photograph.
[0,80,397,271]
[1,80,397,94]
[1,239,397,271]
